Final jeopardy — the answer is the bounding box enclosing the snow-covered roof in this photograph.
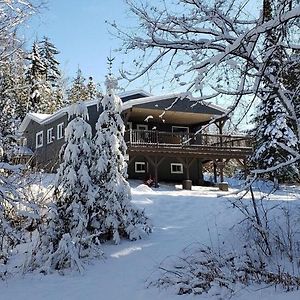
[118,89,152,98]
[122,92,228,114]
[30,113,52,120]
[19,90,153,133]
[12,146,34,156]
[19,90,227,133]
[122,93,181,111]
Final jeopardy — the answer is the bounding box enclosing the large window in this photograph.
[170,163,183,174]
[135,162,146,173]
[47,128,54,144]
[36,131,43,148]
[57,123,64,140]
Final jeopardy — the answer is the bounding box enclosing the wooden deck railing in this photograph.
[124,129,252,149]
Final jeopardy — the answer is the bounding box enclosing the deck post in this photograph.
[178,157,196,182]
[217,119,225,147]
[145,155,165,188]
[219,160,224,182]
[198,160,204,185]
[213,161,217,183]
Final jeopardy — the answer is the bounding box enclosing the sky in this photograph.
[23,0,140,92]
[22,0,260,99]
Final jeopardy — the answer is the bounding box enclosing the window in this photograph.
[57,123,64,140]
[172,126,190,144]
[172,126,189,134]
[137,124,148,131]
[171,163,183,174]
[47,128,54,144]
[36,131,43,148]
[135,162,146,173]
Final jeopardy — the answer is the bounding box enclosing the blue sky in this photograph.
[23,0,260,97]
[23,0,137,91]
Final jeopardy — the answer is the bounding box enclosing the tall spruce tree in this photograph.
[0,62,19,161]
[251,0,299,181]
[25,41,47,113]
[91,73,151,244]
[38,36,66,112]
[39,36,61,86]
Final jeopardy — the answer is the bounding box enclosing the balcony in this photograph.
[124,130,252,159]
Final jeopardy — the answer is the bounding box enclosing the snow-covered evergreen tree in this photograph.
[25,41,48,113]
[67,68,89,103]
[252,95,299,180]
[39,36,61,86]
[282,50,300,128]
[0,43,28,160]
[91,74,151,244]
[87,76,102,100]
[27,102,101,273]
[0,63,19,161]
[251,0,299,181]
[38,36,66,113]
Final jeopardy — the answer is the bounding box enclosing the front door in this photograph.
[137,124,149,143]
[172,126,189,144]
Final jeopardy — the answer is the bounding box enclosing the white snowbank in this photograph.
[0,178,299,300]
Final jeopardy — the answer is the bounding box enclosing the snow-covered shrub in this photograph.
[149,235,300,297]
[91,75,152,244]
[149,188,300,298]
[0,166,37,264]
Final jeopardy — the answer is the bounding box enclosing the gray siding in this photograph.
[23,104,103,171]
[23,114,68,170]
[127,155,202,185]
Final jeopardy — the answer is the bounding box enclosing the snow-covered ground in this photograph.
[1,179,300,300]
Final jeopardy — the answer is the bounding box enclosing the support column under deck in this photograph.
[145,155,165,188]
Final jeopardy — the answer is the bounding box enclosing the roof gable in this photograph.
[122,93,227,115]
[19,91,226,133]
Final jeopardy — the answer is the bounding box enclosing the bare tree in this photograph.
[110,0,300,293]
[112,0,300,176]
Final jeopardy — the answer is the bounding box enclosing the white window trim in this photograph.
[172,126,189,133]
[135,162,146,173]
[57,123,64,140]
[47,128,54,144]
[171,163,184,174]
[137,124,148,131]
[36,131,43,148]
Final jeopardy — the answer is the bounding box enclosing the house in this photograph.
[19,90,252,186]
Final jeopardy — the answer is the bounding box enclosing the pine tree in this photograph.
[91,74,151,244]
[67,68,89,103]
[282,50,300,127]
[0,62,18,161]
[39,36,61,86]
[251,0,299,181]
[25,41,47,113]
[27,102,101,273]
[14,57,30,120]
[38,36,66,113]
[86,76,102,100]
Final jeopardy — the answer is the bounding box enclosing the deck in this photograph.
[125,130,252,160]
